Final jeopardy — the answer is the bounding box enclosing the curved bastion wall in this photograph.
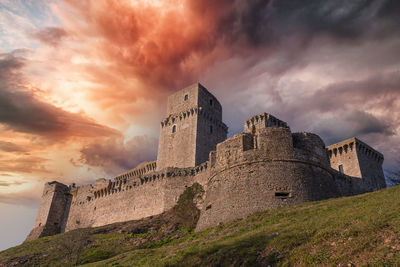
[195,127,341,231]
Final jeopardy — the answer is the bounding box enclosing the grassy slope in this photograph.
[2,185,400,266]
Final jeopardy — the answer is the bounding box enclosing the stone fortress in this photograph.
[26,83,386,241]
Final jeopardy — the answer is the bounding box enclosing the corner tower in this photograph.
[327,137,386,190]
[25,181,71,241]
[157,83,228,171]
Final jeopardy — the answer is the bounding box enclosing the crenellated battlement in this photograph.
[115,161,157,181]
[84,161,210,204]
[327,137,383,164]
[244,112,289,134]
[160,107,228,132]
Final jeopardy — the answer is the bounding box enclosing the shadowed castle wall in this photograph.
[26,182,71,241]
[327,138,386,194]
[196,126,341,231]
[63,164,210,231]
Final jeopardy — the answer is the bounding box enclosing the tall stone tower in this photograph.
[25,181,71,241]
[327,137,386,190]
[157,83,228,171]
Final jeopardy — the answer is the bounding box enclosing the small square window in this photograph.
[184,94,188,101]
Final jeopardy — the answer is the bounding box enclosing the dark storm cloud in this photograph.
[226,70,400,148]
[222,0,400,46]
[0,53,118,139]
[303,71,400,113]
[292,72,399,141]
[312,110,393,145]
[30,27,68,46]
[345,111,393,136]
[79,135,158,176]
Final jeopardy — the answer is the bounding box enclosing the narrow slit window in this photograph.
[209,99,213,106]
[184,94,188,101]
[210,125,213,134]
[172,125,176,133]
[338,164,344,174]
[275,192,291,198]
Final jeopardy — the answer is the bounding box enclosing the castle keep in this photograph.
[26,83,386,241]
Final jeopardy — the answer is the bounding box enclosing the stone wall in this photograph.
[195,109,227,166]
[327,138,362,178]
[327,137,386,192]
[195,127,341,231]
[157,106,198,170]
[355,140,386,190]
[157,83,227,170]
[63,163,210,232]
[26,182,71,241]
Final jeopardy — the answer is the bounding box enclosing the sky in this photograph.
[0,0,399,251]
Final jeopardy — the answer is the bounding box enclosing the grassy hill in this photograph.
[1,184,400,266]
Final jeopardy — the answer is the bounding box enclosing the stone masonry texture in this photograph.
[26,83,387,240]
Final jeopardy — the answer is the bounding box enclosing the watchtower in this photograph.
[156,83,228,170]
[327,137,386,190]
[25,181,71,241]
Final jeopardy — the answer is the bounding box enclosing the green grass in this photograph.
[2,186,400,266]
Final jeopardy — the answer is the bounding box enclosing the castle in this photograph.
[26,83,386,241]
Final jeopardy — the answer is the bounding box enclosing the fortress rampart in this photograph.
[26,83,386,241]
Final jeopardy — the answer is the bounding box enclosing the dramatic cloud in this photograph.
[64,0,400,85]
[43,0,400,128]
[278,71,400,143]
[0,53,118,139]
[79,135,158,176]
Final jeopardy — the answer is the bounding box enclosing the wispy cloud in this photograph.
[0,180,25,187]
[30,27,67,46]
[0,141,27,154]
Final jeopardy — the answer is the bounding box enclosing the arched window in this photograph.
[172,125,176,133]
[209,99,213,106]
[184,94,188,101]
